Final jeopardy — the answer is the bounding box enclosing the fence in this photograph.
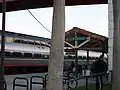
[30,76,45,90]
[63,71,112,90]
[11,71,112,90]
[4,81,7,90]
[13,77,29,90]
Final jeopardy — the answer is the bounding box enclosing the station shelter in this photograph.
[64,27,108,74]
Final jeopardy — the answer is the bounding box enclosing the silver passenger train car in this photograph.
[2,42,107,74]
[1,42,107,66]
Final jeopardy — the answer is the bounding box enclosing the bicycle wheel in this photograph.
[68,72,74,78]
[68,80,78,89]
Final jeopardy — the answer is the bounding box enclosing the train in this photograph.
[0,30,107,74]
[1,41,107,74]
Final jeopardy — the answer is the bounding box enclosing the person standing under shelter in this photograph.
[90,54,108,90]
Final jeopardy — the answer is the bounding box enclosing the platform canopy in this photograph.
[65,27,108,53]
[0,0,107,12]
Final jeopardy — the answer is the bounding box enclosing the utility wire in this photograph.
[27,9,72,48]
[27,9,51,33]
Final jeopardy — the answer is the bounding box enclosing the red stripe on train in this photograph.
[4,64,48,67]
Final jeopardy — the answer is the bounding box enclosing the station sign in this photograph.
[65,36,87,41]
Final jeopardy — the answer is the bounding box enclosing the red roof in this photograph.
[65,27,107,41]
[65,27,108,53]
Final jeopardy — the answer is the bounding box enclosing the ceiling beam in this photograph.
[0,0,107,13]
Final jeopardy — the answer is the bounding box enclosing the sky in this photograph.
[0,4,108,39]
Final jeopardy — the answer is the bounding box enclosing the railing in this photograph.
[4,81,7,90]
[44,74,48,89]
[63,71,112,90]
[11,71,112,90]
[0,80,7,90]
[13,77,29,90]
[30,76,45,90]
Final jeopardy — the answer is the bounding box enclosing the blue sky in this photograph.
[0,4,108,38]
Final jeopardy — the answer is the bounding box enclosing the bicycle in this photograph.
[63,71,78,90]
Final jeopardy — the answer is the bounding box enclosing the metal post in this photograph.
[75,48,78,75]
[86,76,88,90]
[46,0,65,89]
[87,50,89,69]
[85,50,89,90]
[0,0,6,90]
[74,31,78,74]
[75,32,78,48]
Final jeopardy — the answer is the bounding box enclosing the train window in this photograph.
[37,46,41,49]
[89,57,92,60]
[72,56,75,59]
[34,54,41,58]
[95,57,98,60]
[29,41,34,45]
[78,56,82,59]
[92,57,96,60]
[21,40,29,44]
[64,56,68,59]
[44,55,49,59]
[21,40,24,43]
[42,47,44,49]
[23,41,28,44]
[41,54,48,59]
[68,56,72,59]
[13,52,22,58]
[91,57,94,60]
[34,42,40,45]
[42,55,45,59]
[24,53,32,58]
[83,56,86,60]
[14,39,21,43]
[5,51,11,58]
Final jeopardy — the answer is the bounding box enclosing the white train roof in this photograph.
[0,42,107,57]
[2,42,50,54]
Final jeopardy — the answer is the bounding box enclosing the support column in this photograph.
[112,0,120,90]
[75,49,78,74]
[0,0,6,90]
[46,0,65,90]
[87,50,89,68]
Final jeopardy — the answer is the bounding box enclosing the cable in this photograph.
[27,9,51,33]
[27,9,75,50]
